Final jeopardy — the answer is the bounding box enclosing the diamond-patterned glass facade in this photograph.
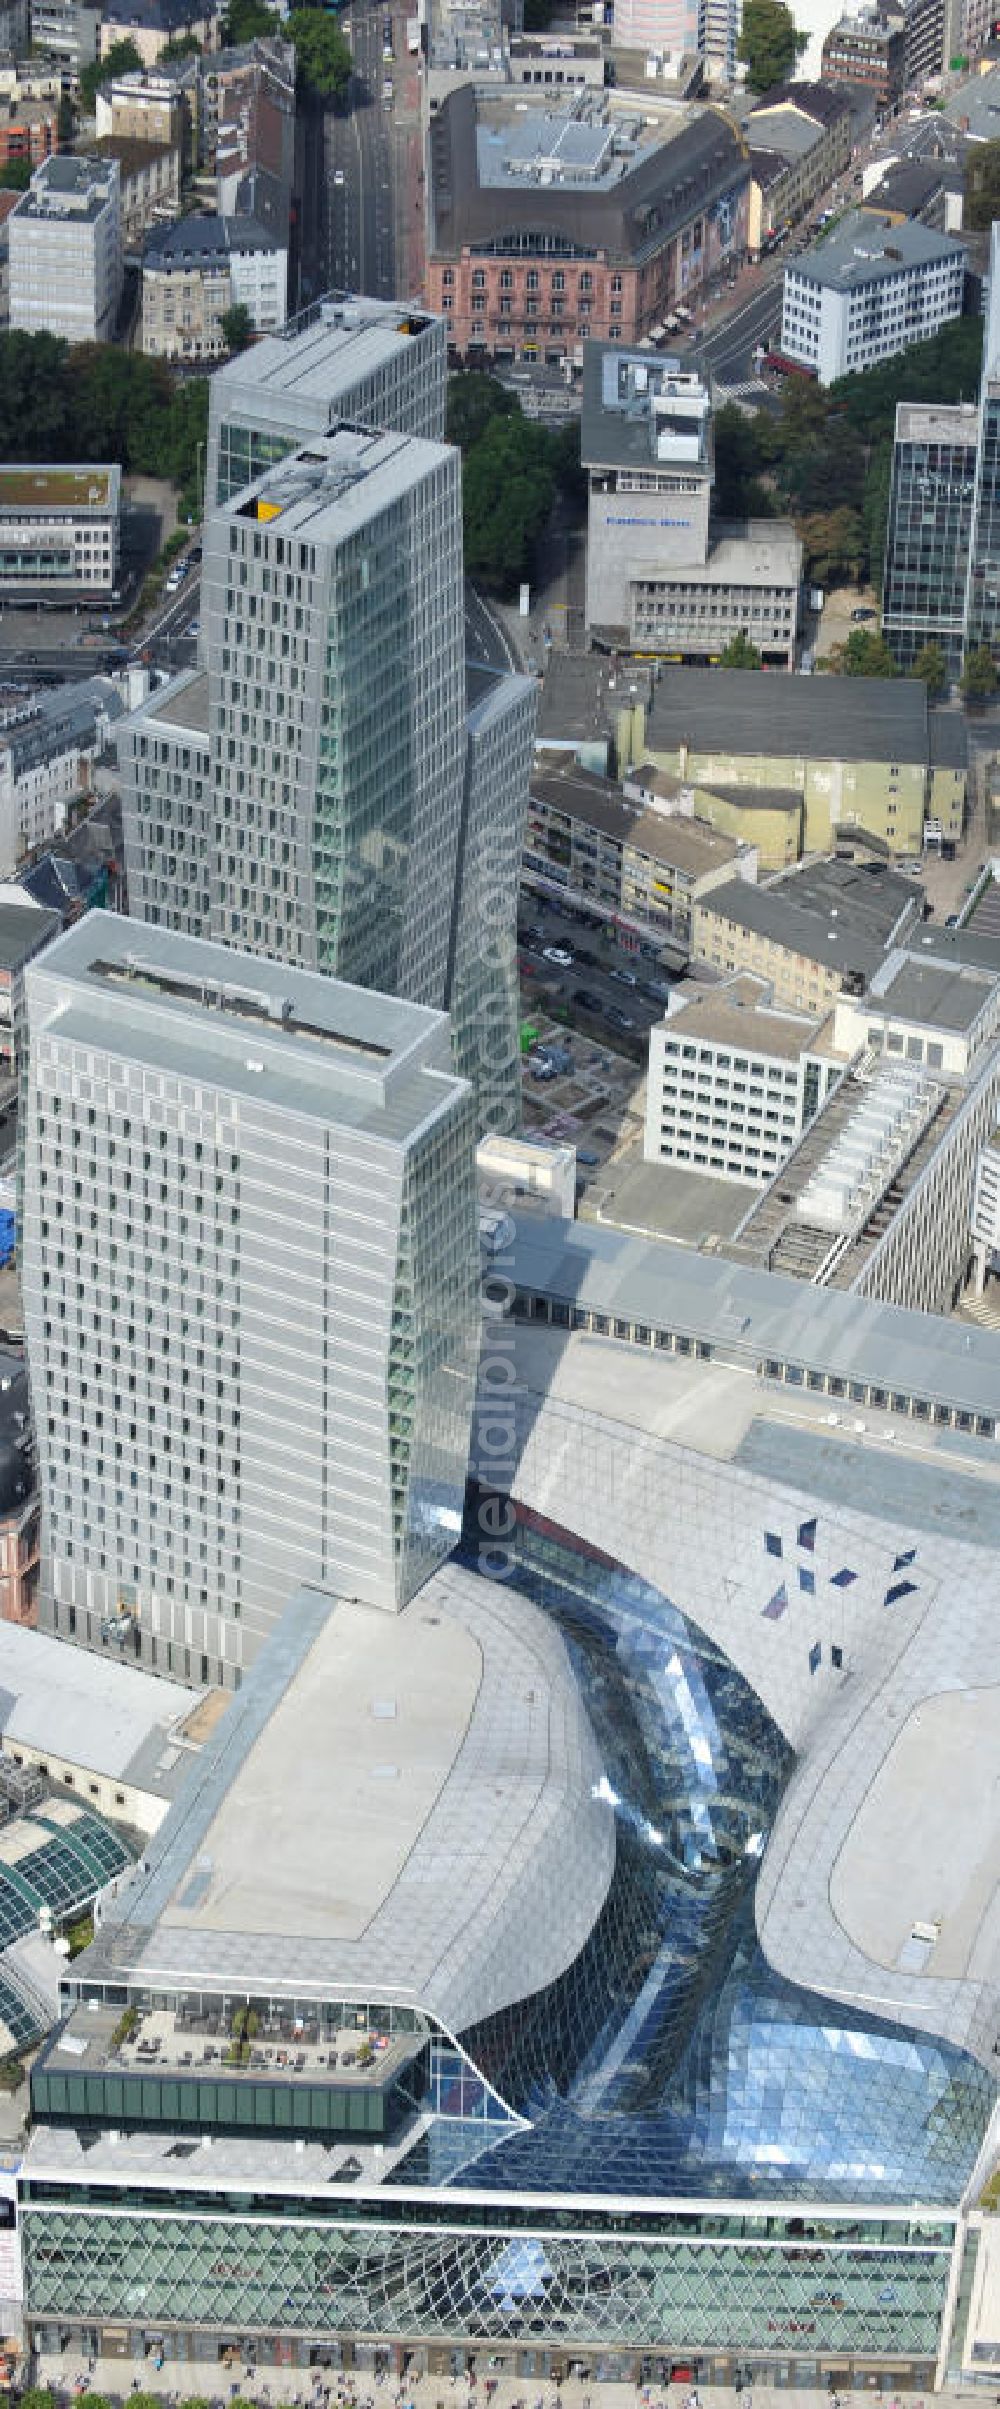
[18,1517,990,2368]
[434,1511,992,2209]
[19,2199,957,2359]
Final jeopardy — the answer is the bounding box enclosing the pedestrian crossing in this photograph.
[712,377,770,404]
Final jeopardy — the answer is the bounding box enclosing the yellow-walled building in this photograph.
[623,666,965,867]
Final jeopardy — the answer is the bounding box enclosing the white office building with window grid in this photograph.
[780,214,967,387]
[645,972,844,1185]
[9,153,123,344]
[20,913,480,1685]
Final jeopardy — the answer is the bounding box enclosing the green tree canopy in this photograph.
[286,7,351,94]
[912,640,948,696]
[799,504,866,586]
[0,159,30,188]
[962,644,998,701]
[828,627,897,677]
[80,35,142,111]
[160,28,202,54]
[712,402,775,519]
[462,411,555,593]
[0,329,207,512]
[829,314,983,440]
[445,370,516,452]
[737,0,805,89]
[719,630,762,667]
[714,317,985,603]
[448,369,581,594]
[221,301,254,353]
[222,0,278,37]
[964,136,1000,231]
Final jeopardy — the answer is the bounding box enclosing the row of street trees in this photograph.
[0,331,208,515]
[713,314,985,597]
[446,374,582,593]
[78,0,352,107]
[221,0,352,95]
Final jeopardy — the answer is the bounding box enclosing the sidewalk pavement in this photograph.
[29,2362,993,2409]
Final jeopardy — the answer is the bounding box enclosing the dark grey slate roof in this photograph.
[428,84,749,266]
[143,209,277,266]
[647,664,930,764]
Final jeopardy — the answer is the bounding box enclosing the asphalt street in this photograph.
[324,2,398,299]
[465,579,523,675]
[688,266,785,389]
[519,888,675,1057]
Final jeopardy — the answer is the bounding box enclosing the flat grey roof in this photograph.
[145,668,209,740]
[663,972,827,1056]
[870,954,997,1033]
[580,339,710,472]
[81,1571,615,2035]
[25,911,466,1148]
[0,1620,206,1797]
[697,858,922,975]
[656,520,803,584]
[647,664,932,765]
[895,399,979,448]
[229,426,452,540]
[504,1211,1000,1416]
[429,82,748,266]
[787,209,965,292]
[15,153,116,221]
[210,294,439,418]
[0,900,60,967]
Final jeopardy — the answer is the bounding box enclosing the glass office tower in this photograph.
[205,430,467,1006]
[881,400,979,674]
[205,295,447,510]
[122,302,536,1135]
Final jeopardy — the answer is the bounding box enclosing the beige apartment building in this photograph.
[692,857,924,1014]
[93,134,180,245]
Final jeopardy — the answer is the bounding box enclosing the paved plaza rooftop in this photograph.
[78,1569,615,2034]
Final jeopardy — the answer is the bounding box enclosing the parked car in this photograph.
[573,987,603,1012]
[610,964,638,988]
[605,1004,635,1031]
[543,944,574,966]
